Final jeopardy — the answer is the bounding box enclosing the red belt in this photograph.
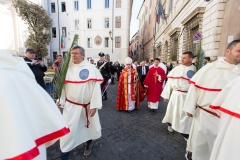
[66,98,90,128]
[177,90,188,93]
[198,106,220,118]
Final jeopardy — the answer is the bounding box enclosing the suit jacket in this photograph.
[137,65,149,79]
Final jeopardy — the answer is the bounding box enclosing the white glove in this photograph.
[108,79,111,84]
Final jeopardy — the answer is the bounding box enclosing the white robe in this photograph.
[209,76,240,160]
[127,69,136,111]
[0,51,69,160]
[183,58,240,160]
[161,64,195,134]
[59,60,103,152]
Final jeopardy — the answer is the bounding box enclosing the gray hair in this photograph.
[71,45,85,56]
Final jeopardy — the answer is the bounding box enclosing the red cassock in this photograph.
[143,66,166,103]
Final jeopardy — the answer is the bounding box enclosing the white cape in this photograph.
[210,76,240,160]
[161,64,195,134]
[0,51,69,160]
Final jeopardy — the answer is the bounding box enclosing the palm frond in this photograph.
[53,34,79,101]
[196,40,205,71]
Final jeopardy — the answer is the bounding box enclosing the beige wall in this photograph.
[218,0,240,56]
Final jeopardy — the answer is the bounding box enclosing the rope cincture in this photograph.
[66,98,91,128]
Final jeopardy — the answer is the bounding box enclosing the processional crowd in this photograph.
[1,39,240,160]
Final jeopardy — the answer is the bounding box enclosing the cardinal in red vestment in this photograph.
[144,57,166,111]
[116,57,146,112]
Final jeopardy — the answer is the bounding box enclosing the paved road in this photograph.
[47,82,186,160]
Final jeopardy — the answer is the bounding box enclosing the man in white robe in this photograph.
[183,40,240,160]
[209,76,240,160]
[0,50,69,160]
[56,46,103,159]
[161,51,195,136]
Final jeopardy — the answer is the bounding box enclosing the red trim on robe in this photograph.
[167,76,190,82]
[65,79,104,84]
[210,105,240,119]
[6,127,70,160]
[190,80,222,92]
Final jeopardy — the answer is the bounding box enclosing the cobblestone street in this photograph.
[47,82,186,160]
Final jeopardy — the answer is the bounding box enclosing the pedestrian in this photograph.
[1,51,69,160]
[52,55,63,72]
[204,56,211,65]
[56,46,103,159]
[115,61,121,81]
[209,76,240,160]
[183,40,240,160]
[137,61,149,87]
[24,48,47,89]
[97,52,111,101]
[161,51,195,138]
[116,57,139,112]
[109,61,115,84]
[90,59,94,64]
[143,58,166,112]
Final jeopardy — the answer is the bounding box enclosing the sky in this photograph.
[130,0,143,40]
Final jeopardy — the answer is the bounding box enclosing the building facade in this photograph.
[129,31,139,62]
[137,0,157,62]
[48,0,133,63]
[0,0,48,56]
[137,0,240,63]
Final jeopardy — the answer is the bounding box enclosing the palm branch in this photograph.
[196,40,205,71]
[53,34,79,101]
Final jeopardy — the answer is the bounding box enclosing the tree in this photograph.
[12,0,52,57]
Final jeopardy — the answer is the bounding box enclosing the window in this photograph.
[105,18,109,28]
[87,38,92,48]
[169,0,173,12]
[75,20,79,30]
[115,36,121,48]
[63,52,67,58]
[87,19,92,29]
[52,27,56,38]
[105,0,109,8]
[51,3,55,13]
[115,16,121,28]
[53,52,57,60]
[61,2,66,12]
[74,1,79,11]
[87,0,91,9]
[116,0,121,8]
[62,27,67,37]
[105,37,109,47]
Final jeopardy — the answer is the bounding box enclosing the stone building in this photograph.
[137,0,158,62]
[138,0,240,63]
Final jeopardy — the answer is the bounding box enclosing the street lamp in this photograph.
[109,30,113,40]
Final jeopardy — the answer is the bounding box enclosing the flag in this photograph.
[156,0,164,24]
[60,36,65,48]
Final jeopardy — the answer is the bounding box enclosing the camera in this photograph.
[35,57,42,61]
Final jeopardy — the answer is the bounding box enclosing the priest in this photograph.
[116,57,140,112]
[161,51,195,136]
[183,39,240,160]
[209,76,240,160]
[144,58,166,112]
[0,50,69,160]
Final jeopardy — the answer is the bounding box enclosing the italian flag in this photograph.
[60,36,65,48]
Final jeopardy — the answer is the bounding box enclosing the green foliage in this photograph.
[196,40,205,71]
[53,35,79,101]
[169,53,177,61]
[12,0,52,57]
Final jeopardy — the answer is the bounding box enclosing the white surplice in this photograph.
[127,69,136,111]
[183,58,240,160]
[161,64,195,134]
[0,51,69,160]
[209,76,240,160]
[59,60,103,152]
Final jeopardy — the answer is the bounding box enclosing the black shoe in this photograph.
[84,142,93,156]
[185,151,192,160]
